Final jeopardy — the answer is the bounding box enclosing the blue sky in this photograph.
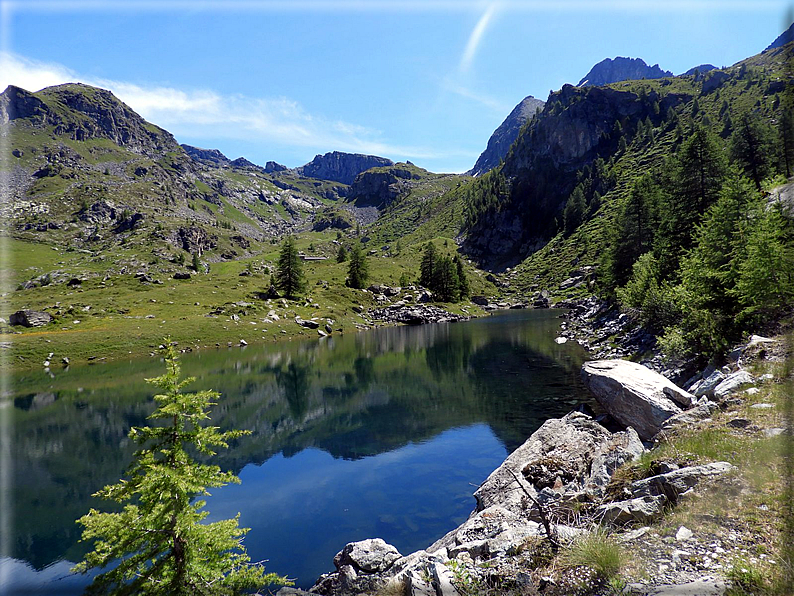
[1,0,792,173]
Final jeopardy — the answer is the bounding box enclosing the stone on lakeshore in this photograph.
[9,309,52,327]
[333,538,402,574]
[581,360,689,440]
[643,578,727,595]
[690,370,725,398]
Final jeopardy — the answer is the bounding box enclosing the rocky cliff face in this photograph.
[348,165,423,209]
[298,151,394,185]
[463,84,691,266]
[469,95,546,177]
[766,21,794,50]
[182,144,231,166]
[25,83,181,158]
[578,57,672,87]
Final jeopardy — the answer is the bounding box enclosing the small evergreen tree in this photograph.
[562,186,586,235]
[336,245,347,263]
[779,104,794,177]
[73,345,289,595]
[275,236,305,299]
[433,256,460,302]
[192,252,202,273]
[419,242,437,288]
[454,255,470,299]
[347,243,368,289]
[399,271,410,288]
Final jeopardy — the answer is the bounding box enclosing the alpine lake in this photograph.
[3,309,595,594]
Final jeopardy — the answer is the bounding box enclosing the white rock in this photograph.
[676,526,693,541]
[581,360,689,440]
[714,371,755,399]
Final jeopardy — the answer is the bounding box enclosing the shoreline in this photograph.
[284,298,792,596]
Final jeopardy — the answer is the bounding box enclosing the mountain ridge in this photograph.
[578,56,672,87]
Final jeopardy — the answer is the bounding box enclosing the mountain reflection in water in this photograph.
[6,309,592,592]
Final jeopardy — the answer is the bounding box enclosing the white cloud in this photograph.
[459,3,499,72]
[0,52,445,162]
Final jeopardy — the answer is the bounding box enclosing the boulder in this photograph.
[295,316,320,329]
[659,402,719,435]
[333,538,402,574]
[470,295,489,306]
[173,272,191,280]
[713,371,754,400]
[630,462,735,502]
[689,370,725,398]
[581,360,689,440]
[9,309,52,327]
[597,495,667,525]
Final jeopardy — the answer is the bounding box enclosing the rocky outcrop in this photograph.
[766,21,794,51]
[174,225,217,254]
[10,309,52,327]
[581,360,693,440]
[463,84,691,266]
[264,160,288,173]
[681,64,717,77]
[469,95,546,177]
[348,165,424,209]
[297,151,394,185]
[370,305,467,325]
[578,57,672,87]
[181,144,231,166]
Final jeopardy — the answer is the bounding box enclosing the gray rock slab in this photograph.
[631,462,735,501]
[644,577,726,595]
[597,495,667,525]
[581,360,687,440]
[714,371,754,399]
[333,538,402,573]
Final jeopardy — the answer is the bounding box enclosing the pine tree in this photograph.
[779,104,794,177]
[336,245,347,263]
[275,236,305,299]
[562,186,586,235]
[419,242,437,289]
[730,111,775,189]
[192,252,201,273]
[454,255,470,299]
[654,125,728,279]
[347,242,368,289]
[433,256,460,302]
[73,345,289,595]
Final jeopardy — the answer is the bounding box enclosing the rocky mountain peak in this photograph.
[297,151,394,185]
[469,95,546,177]
[16,82,182,157]
[182,144,231,166]
[578,57,672,87]
[766,21,794,51]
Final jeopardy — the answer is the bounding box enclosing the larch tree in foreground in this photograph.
[73,344,290,595]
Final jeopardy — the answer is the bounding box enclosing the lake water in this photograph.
[1,309,592,594]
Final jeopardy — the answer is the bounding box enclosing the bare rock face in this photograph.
[297,151,394,185]
[472,411,642,515]
[581,360,690,440]
[10,309,52,327]
[578,56,672,87]
[469,95,546,177]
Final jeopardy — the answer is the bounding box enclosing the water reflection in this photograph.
[6,309,591,592]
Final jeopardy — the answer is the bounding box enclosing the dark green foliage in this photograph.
[654,125,728,279]
[336,245,347,263]
[73,345,289,595]
[418,243,467,302]
[454,255,470,299]
[603,174,662,289]
[779,104,794,177]
[399,271,410,288]
[346,243,368,289]
[419,242,437,289]
[462,169,509,229]
[562,186,586,235]
[433,256,460,302]
[192,252,201,273]
[275,236,305,299]
[730,111,775,189]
